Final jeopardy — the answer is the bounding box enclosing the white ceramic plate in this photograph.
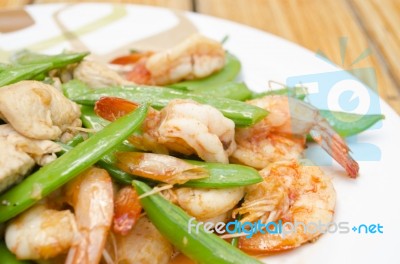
[1,3,399,264]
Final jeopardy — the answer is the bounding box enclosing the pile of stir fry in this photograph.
[0,34,384,264]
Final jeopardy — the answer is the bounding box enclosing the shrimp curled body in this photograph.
[235,160,336,253]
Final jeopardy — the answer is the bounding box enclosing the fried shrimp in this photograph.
[95,97,236,163]
[104,216,173,264]
[5,203,77,260]
[235,160,336,253]
[123,34,225,85]
[174,187,244,220]
[64,168,114,264]
[115,152,208,184]
[113,186,142,236]
[232,95,359,177]
[231,132,305,170]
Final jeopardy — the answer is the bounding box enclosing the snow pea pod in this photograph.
[80,105,110,131]
[133,181,262,264]
[73,87,268,127]
[65,134,85,147]
[189,82,252,101]
[180,160,262,188]
[0,63,8,71]
[62,79,91,99]
[251,86,384,137]
[59,142,138,185]
[0,51,89,87]
[11,50,89,69]
[64,78,251,102]
[0,63,52,87]
[74,105,138,184]
[251,86,308,100]
[115,152,262,188]
[0,104,148,223]
[319,110,384,138]
[103,151,262,188]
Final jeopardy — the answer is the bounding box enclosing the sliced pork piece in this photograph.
[0,81,81,141]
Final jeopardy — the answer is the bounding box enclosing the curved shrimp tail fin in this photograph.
[310,124,359,178]
[330,134,359,178]
[94,97,139,121]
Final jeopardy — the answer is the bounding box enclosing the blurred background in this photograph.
[0,0,399,113]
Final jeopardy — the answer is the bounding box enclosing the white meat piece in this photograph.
[73,60,131,89]
[0,124,61,193]
[0,81,81,140]
[0,138,34,194]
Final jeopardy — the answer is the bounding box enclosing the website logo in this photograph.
[285,37,382,164]
[188,217,384,239]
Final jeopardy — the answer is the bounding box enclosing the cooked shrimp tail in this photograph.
[113,186,142,236]
[289,98,359,177]
[235,95,359,177]
[94,97,139,122]
[309,117,359,178]
[64,167,114,264]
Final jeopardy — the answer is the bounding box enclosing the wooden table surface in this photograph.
[1,0,399,114]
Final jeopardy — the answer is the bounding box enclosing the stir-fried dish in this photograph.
[0,34,385,264]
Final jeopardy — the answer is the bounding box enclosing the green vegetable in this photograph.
[251,86,308,100]
[231,237,239,247]
[65,134,85,147]
[248,85,383,137]
[221,35,230,45]
[180,161,262,188]
[115,151,262,187]
[73,86,268,127]
[319,110,384,138]
[0,63,9,71]
[77,104,142,184]
[169,53,241,91]
[62,79,91,99]
[189,82,252,101]
[80,105,110,131]
[0,104,148,223]
[11,50,89,69]
[133,181,262,264]
[59,142,138,185]
[57,134,85,155]
[98,143,139,184]
[63,142,261,187]
[97,158,136,185]
[59,134,86,154]
[0,51,89,87]
[0,241,33,264]
[230,214,242,247]
[64,78,250,102]
[32,72,47,81]
[0,63,52,87]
